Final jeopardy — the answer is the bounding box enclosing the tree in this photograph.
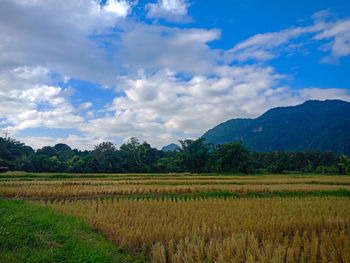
[214,142,251,173]
[37,146,57,157]
[177,138,209,173]
[68,155,85,173]
[157,157,178,172]
[0,138,34,171]
[54,143,74,162]
[119,138,162,172]
[91,142,118,172]
[337,154,350,174]
[29,155,53,172]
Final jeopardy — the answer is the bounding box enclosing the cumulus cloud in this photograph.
[11,66,51,82]
[103,0,132,18]
[146,0,191,22]
[0,0,131,86]
[115,25,221,75]
[0,66,84,136]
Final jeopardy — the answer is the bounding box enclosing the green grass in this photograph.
[0,173,189,180]
[95,189,350,201]
[0,173,109,180]
[0,198,148,263]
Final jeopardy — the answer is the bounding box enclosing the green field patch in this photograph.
[0,198,148,263]
[90,189,350,201]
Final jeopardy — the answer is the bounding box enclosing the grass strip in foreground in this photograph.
[0,198,148,263]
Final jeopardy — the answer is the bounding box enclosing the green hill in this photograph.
[203,100,350,155]
[161,143,181,152]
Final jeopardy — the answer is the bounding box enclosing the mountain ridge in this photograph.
[202,100,350,155]
[161,143,181,152]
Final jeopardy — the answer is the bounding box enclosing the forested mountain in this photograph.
[162,143,181,152]
[203,100,350,155]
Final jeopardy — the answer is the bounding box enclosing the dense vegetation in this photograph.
[203,100,350,155]
[1,136,350,174]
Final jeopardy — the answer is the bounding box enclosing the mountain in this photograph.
[203,100,350,155]
[162,143,181,152]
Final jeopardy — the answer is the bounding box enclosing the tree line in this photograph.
[0,136,349,174]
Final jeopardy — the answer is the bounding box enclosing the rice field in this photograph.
[1,173,350,198]
[38,197,350,263]
[1,172,350,262]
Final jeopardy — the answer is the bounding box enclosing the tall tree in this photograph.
[177,138,209,173]
[214,141,251,173]
[91,142,118,173]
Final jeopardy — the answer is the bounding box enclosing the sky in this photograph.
[0,0,350,150]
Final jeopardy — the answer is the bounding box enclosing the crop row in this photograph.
[1,173,350,184]
[2,177,350,186]
[1,184,350,198]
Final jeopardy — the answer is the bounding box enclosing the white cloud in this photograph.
[314,19,350,62]
[0,0,131,86]
[226,13,350,63]
[227,25,323,62]
[18,134,103,150]
[11,66,51,81]
[297,88,350,101]
[0,66,84,135]
[79,102,93,110]
[115,25,221,75]
[146,0,191,22]
[103,0,132,18]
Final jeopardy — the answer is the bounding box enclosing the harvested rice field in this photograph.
[1,172,350,262]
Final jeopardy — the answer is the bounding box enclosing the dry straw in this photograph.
[36,197,350,263]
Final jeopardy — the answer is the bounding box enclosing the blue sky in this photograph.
[0,0,350,149]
